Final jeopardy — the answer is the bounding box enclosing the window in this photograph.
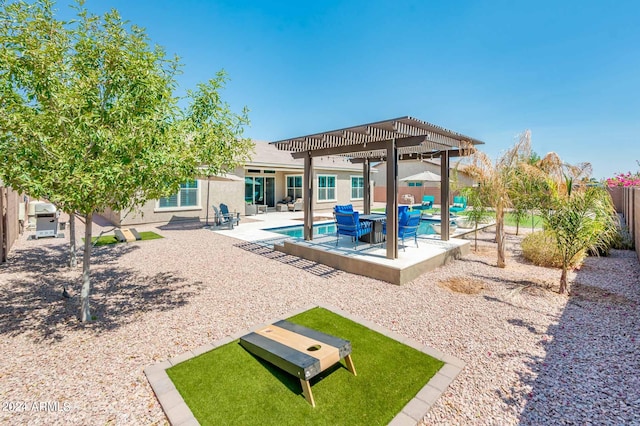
[318,175,336,201]
[408,182,423,187]
[286,175,303,199]
[245,176,265,204]
[351,176,364,200]
[159,180,198,208]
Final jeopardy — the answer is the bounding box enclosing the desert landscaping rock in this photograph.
[0,220,638,425]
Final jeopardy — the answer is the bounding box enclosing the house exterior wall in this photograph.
[104,178,244,226]
[372,160,475,205]
[312,169,365,212]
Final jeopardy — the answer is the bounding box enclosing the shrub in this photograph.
[521,231,586,268]
[611,224,634,250]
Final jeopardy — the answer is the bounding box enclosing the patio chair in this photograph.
[421,195,434,210]
[216,203,241,229]
[450,196,467,213]
[382,210,422,251]
[334,211,372,249]
[288,198,303,212]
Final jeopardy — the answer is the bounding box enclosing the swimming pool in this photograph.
[267,223,336,238]
[267,218,446,238]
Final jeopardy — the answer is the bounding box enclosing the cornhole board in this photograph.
[239,320,357,407]
[114,228,141,243]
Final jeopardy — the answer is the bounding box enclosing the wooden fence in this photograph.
[610,186,640,261]
[0,185,22,262]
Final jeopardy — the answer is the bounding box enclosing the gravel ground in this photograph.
[0,218,638,425]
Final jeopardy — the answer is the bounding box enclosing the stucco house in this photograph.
[372,158,476,206]
[101,141,372,226]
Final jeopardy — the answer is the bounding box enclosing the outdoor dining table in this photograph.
[358,214,387,244]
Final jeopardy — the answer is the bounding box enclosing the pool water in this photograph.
[268,219,446,238]
[268,223,336,238]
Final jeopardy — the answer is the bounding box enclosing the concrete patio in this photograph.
[211,207,474,285]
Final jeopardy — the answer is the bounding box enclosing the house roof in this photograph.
[246,140,363,171]
[270,116,484,161]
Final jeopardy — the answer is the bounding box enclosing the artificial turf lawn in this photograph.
[166,307,444,425]
[89,231,163,246]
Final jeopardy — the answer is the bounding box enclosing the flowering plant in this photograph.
[606,171,640,187]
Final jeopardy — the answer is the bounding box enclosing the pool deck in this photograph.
[212,209,477,285]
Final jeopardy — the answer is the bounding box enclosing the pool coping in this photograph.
[144,303,466,426]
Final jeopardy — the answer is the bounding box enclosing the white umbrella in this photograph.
[399,170,442,182]
[399,171,444,207]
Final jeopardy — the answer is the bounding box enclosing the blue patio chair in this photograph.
[383,210,422,251]
[218,203,241,229]
[421,195,434,210]
[334,211,372,249]
[450,196,467,213]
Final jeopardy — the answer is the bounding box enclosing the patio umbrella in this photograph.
[399,170,442,183]
[399,171,443,206]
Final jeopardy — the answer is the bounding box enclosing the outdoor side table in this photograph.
[257,204,268,214]
[239,320,357,407]
[359,214,387,244]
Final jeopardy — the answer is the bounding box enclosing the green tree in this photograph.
[0,0,251,321]
[542,187,618,294]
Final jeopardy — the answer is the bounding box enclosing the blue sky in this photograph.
[57,0,639,179]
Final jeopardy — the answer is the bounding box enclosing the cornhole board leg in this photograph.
[300,379,315,407]
[344,354,357,376]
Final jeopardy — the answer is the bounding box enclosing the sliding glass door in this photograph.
[245,176,275,207]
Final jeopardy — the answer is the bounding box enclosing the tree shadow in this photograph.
[0,241,197,341]
[156,215,206,231]
[513,251,640,424]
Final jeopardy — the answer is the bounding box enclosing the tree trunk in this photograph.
[531,211,535,232]
[80,212,93,322]
[68,212,77,268]
[474,223,478,251]
[559,266,568,294]
[496,204,506,268]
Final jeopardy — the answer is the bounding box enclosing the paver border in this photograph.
[144,303,465,426]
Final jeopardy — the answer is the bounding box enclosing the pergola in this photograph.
[271,116,484,260]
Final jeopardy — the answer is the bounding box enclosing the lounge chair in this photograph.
[450,196,467,213]
[334,211,372,249]
[288,198,303,212]
[383,210,421,251]
[421,195,434,210]
[214,204,241,229]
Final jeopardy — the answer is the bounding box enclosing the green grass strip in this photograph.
[89,231,163,246]
[167,307,444,425]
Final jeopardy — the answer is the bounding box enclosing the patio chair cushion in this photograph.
[334,204,354,213]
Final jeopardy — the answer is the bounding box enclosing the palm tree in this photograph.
[543,186,618,294]
[464,130,533,267]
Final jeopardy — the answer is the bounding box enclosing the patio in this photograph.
[211,207,475,285]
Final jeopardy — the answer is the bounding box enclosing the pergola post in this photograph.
[440,149,450,241]
[386,138,398,259]
[363,158,371,215]
[304,152,314,240]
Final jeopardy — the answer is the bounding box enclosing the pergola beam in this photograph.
[291,135,428,159]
